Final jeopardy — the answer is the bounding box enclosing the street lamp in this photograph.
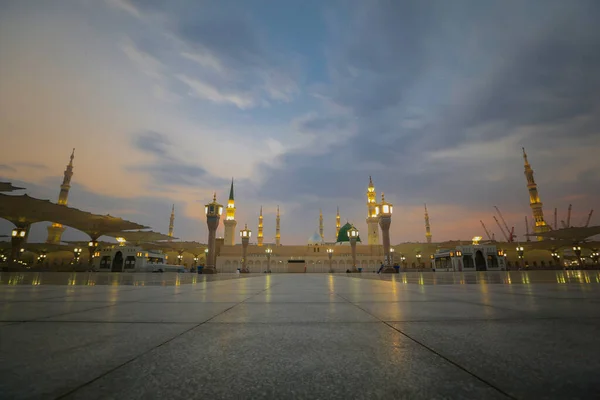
[416,252,422,268]
[177,254,183,265]
[193,256,199,265]
[390,248,395,267]
[347,225,359,272]
[10,227,28,265]
[551,251,561,267]
[88,240,99,266]
[73,247,82,264]
[376,193,395,273]
[572,245,583,267]
[240,224,251,273]
[327,248,334,273]
[516,246,525,267]
[265,247,272,273]
[400,255,406,268]
[204,193,223,274]
[37,253,47,264]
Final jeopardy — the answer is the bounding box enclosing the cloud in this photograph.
[175,74,255,109]
[132,130,172,157]
[0,165,16,172]
[120,38,164,80]
[105,0,142,19]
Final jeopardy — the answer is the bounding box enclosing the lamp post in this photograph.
[265,247,272,273]
[390,248,395,267]
[88,240,99,266]
[240,224,251,273]
[400,255,406,269]
[551,251,561,267]
[37,253,47,264]
[73,247,82,264]
[572,245,582,267]
[590,250,599,264]
[347,225,359,272]
[193,256,199,265]
[204,193,223,274]
[416,252,422,268]
[177,254,183,265]
[376,193,395,273]
[10,227,28,264]
[516,246,525,268]
[327,248,334,273]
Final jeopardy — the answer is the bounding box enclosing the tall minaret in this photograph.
[366,176,380,245]
[336,206,340,239]
[257,206,264,246]
[223,178,237,246]
[424,204,432,244]
[275,205,281,246]
[319,209,324,241]
[168,204,175,241]
[522,148,550,240]
[46,148,75,244]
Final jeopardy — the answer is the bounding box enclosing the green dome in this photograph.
[336,222,362,243]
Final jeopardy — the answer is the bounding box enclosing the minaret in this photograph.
[336,206,340,239]
[319,209,324,241]
[366,176,380,245]
[522,148,550,240]
[223,178,237,246]
[46,148,75,244]
[168,204,175,241]
[275,205,281,246]
[424,204,432,244]
[257,206,264,246]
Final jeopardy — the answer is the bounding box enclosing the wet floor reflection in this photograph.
[0,272,244,286]
[358,270,600,285]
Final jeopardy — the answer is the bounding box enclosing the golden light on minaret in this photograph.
[257,205,264,246]
[366,176,380,245]
[275,205,281,246]
[522,148,550,240]
[223,178,237,246]
[319,209,324,241]
[424,204,432,244]
[336,206,340,239]
[168,204,175,241]
[46,148,75,244]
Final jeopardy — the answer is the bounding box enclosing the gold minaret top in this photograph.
[46,148,75,244]
[257,205,264,246]
[275,205,281,246]
[522,147,550,240]
[168,204,175,240]
[319,209,324,241]
[226,178,236,221]
[335,206,340,239]
[424,204,432,244]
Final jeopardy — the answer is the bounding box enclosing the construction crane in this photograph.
[554,207,558,230]
[493,216,510,242]
[480,220,493,241]
[494,206,516,242]
[584,209,594,227]
[525,216,531,242]
[566,204,572,228]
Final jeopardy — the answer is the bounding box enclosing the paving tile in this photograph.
[355,300,525,322]
[0,322,195,399]
[390,319,600,399]
[44,302,240,323]
[140,292,254,303]
[0,301,115,321]
[210,302,379,323]
[244,293,346,303]
[63,323,508,400]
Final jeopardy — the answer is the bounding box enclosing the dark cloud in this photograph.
[0,164,16,172]
[132,130,172,157]
[255,0,600,237]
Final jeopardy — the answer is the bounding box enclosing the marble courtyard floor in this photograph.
[1,271,599,399]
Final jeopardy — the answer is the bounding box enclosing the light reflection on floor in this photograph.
[0,272,245,286]
[0,270,599,286]
[349,270,600,285]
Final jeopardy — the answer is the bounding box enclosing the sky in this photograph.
[1,0,600,245]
